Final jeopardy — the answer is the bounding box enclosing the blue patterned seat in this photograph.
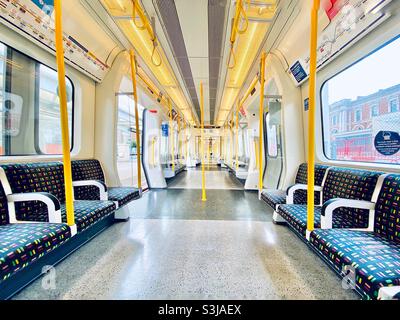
[71,159,140,208]
[309,174,400,299]
[0,162,116,232]
[261,163,329,210]
[0,223,71,282]
[277,167,383,237]
[60,200,115,233]
[0,182,72,284]
[278,204,360,237]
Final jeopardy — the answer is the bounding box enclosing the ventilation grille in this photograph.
[208,0,227,123]
[155,0,200,118]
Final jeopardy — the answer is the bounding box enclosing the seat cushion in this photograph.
[0,223,71,282]
[108,187,140,208]
[61,201,116,233]
[277,205,369,237]
[262,189,323,210]
[261,190,286,210]
[309,229,400,299]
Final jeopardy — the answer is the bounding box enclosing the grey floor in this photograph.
[13,168,359,300]
[168,166,244,190]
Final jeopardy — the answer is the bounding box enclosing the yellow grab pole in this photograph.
[54,0,74,228]
[200,82,207,201]
[152,137,156,167]
[185,121,188,160]
[168,99,176,172]
[307,0,320,233]
[255,140,259,171]
[178,114,181,163]
[129,50,142,190]
[208,139,211,169]
[235,100,240,171]
[240,76,259,107]
[230,112,234,167]
[258,52,267,194]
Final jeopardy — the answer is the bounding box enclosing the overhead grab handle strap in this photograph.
[150,16,162,67]
[132,0,146,30]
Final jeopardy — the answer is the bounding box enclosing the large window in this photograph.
[322,36,400,164]
[0,42,73,156]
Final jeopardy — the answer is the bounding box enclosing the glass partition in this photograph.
[116,93,147,188]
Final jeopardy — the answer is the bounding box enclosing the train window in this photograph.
[321,36,400,164]
[0,44,5,152]
[0,42,74,156]
[37,65,74,154]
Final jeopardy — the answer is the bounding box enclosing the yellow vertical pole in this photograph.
[235,100,240,172]
[185,121,188,160]
[129,50,142,190]
[54,0,75,228]
[152,137,155,167]
[307,0,320,233]
[230,112,234,167]
[200,82,207,201]
[178,113,181,164]
[207,139,212,169]
[259,52,267,195]
[255,140,259,171]
[168,99,176,172]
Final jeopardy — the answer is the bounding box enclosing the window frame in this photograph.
[389,97,399,113]
[354,108,362,122]
[0,41,75,156]
[371,104,379,117]
[320,34,400,166]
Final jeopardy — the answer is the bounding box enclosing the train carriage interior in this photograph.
[0,0,400,304]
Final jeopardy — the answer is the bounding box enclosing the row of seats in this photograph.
[0,159,140,299]
[261,163,400,300]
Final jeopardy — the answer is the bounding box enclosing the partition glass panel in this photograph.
[116,93,147,188]
[264,101,283,189]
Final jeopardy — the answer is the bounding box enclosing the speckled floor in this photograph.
[12,170,359,300]
[168,167,244,190]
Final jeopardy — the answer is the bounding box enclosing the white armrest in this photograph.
[378,286,400,300]
[7,192,62,224]
[321,199,375,230]
[73,180,108,201]
[286,184,323,204]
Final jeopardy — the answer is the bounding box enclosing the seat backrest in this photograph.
[71,159,105,201]
[1,162,66,222]
[0,181,9,226]
[323,167,383,228]
[71,159,105,182]
[293,164,329,205]
[295,163,329,186]
[374,174,400,244]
